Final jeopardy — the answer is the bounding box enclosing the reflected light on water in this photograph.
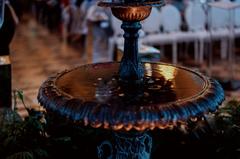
[156,65,176,81]
[144,63,152,76]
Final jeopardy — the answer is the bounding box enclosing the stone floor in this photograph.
[11,17,240,116]
[11,18,87,115]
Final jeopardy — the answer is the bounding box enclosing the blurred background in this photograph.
[8,0,240,111]
[0,0,240,159]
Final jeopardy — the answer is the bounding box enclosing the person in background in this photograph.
[61,0,87,52]
[62,0,79,42]
[46,0,61,32]
[69,0,84,42]
[34,0,44,23]
[86,1,113,63]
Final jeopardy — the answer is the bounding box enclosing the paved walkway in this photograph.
[11,19,88,115]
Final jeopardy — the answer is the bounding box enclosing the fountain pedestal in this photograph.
[119,21,143,83]
[38,62,224,159]
[38,0,224,158]
[98,132,152,159]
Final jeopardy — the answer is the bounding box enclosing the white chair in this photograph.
[142,4,182,64]
[235,0,240,37]
[142,7,161,34]
[185,0,209,63]
[161,4,182,33]
[185,1,206,32]
[208,0,230,59]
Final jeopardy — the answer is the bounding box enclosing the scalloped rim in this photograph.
[38,62,225,132]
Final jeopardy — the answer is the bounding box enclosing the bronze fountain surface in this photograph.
[38,0,224,158]
[38,62,223,131]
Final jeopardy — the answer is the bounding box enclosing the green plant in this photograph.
[0,90,48,159]
[6,152,34,159]
[0,90,109,159]
[1,90,240,159]
[213,99,240,158]
[215,99,240,135]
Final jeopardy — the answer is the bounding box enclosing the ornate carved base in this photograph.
[97,132,152,159]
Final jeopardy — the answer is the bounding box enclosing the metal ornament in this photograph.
[97,132,152,159]
[37,0,224,159]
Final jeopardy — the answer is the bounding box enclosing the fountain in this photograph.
[38,0,224,158]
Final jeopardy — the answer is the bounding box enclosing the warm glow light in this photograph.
[157,65,176,81]
[131,7,137,13]
[144,63,152,76]
[86,119,185,132]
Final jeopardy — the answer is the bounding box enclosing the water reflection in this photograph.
[95,77,116,103]
[156,64,176,81]
[94,72,177,106]
[56,62,204,106]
